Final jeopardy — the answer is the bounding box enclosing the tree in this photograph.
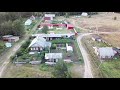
[12,19,25,37]
[42,25,48,34]
[52,60,71,78]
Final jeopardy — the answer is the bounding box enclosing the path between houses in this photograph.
[0,18,42,78]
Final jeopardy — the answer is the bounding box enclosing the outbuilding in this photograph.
[45,53,62,63]
[25,19,32,25]
[8,36,19,42]
[81,12,88,16]
[2,35,13,41]
[92,35,102,42]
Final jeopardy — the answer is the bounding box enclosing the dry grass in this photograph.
[69,63,84,78]
[3,63,53,78]
[99,33,120,47]
[66,12,120,32]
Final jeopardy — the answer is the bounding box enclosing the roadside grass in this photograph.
[0,40,5,54]
[73,38,84,64]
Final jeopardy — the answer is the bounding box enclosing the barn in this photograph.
[67,24,74,30]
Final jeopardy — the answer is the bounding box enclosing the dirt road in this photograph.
[0,18,42,78]
[77,33,93,78]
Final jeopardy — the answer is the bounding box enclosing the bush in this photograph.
[52,60,71,78]
[21,40,30,49]
[51,44,57,49]
[42,25,49,34]
[10,55,16,61]
[16,50,23,57]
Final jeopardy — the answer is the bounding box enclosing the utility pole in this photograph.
[96,24,99,35]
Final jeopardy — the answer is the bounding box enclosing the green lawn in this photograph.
[48,28,71,34]
[100,60,120,78]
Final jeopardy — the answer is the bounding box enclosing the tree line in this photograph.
[0,12,43,38]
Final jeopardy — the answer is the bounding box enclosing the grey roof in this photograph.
[32,33,75,38]
[2,35,13,38]
[98,47,116,58]
[45,53,62,59]
[29,37,51,48]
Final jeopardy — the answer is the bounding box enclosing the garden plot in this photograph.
[48,28,73,34]
[50,42,81,62]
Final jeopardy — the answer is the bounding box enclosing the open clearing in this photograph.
[65,12,120,32]
[3,63,53,78]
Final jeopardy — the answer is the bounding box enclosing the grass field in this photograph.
[65,12,120,33]
[99,33,120,47]
[3,63,53,78]
[100,60,120,78]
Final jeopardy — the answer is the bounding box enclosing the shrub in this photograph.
[52,60,71,78]
[42,25,48,34]
[16,50,23,57]
[114,17,117,20]
[10,55,16,61]
[51,44,57,49]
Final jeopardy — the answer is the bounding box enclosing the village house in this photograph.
[28,37,51,52]
[30,15,35,21]
[95,47,117,60]
[33,33,75,41]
